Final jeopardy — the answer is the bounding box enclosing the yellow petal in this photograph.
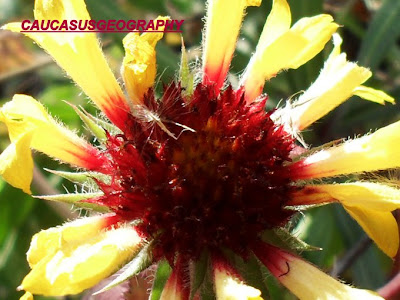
[288,15,338,69]
[27,215,114,268]
[19,292,33,300]
[214,264,263,300]
[344,206,398,257]
[290,182,400,211]
[202,0,261,93]
[257,0,291,50]
[279,34,393,130]
[353,85,395,105]
[241,14,337,102]
[274,34,372,130]
[241,31,309,102]
[0,94,105,192]
[0,132,33,194]
[290,120,400,179]
[122,16,169,105]
[258,246,383,299]
[2,94,104,167]
[2,0,130,129]
[21,220,141,296]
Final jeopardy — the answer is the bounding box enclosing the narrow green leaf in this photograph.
[358,0,400,70]
[0,229,18,269]
[150,260,172,300]
[35,192,109,212]
[95,242,153,294]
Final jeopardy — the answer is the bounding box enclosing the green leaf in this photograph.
[358,0,400,70]
[150,260,172,300]
[0,228,18,269]
[95,242,153,294]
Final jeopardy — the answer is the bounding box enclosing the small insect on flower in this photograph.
[0,0,398,299]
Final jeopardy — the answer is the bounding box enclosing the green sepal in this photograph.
[200,264,216,300]
[223,250,270,298]
[94,241,153,294]
[65,101,107,142]
[179,42,194,97]
[35,192,109,212]
[44,168,109,185]
[190,251,209,299]
[261,227,321,252]
[150,260,172,300]
[89,112,121,135]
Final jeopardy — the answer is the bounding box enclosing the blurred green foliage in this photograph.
[0,0,400,299]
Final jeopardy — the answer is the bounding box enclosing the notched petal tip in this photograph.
[241,9,337,102]
[353,85,395,105]
[0,94,106,178]
[22,218,141,296]
[122,16,170,105]
[283,33,376,131]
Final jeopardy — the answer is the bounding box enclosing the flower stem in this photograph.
[330,235,372,277]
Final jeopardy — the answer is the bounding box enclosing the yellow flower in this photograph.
[0,0,396,299]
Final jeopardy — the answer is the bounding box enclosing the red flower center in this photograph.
[95,83,296,262]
